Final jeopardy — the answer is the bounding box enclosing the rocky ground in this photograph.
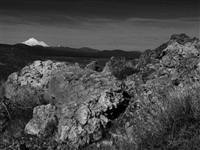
[1,34,200,149]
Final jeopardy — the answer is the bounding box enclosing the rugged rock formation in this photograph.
[25,64,130,148]
[1,58,131,148]
[108,33,200,148]
[4,60,69,104]
[137,33,200,84]
[6,60,68,90]
[1,33,200,149]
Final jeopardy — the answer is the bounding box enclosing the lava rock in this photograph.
[25,64,131,148]
[25,104,57,137]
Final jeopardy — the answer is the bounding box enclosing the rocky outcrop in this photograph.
[108,34,200,147]
[137,33,200,84]
[6,60,68,90]
[25,65,130,148]
[4,60,69,104]
[1,33,200,150]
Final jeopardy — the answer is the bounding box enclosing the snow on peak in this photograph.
[22,38,49,47]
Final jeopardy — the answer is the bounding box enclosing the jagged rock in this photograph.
[84,61,102,72]
[170,33,193,45]
[24,64,130,148]
[48,67,123,105]
[137,33,200,83]
[4,60,70,103]
[25,104,57,137]
[102,57,123,74]
[109,34,200,146]
[6,60,68,89]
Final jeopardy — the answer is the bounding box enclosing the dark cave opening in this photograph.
[105,91,131,120]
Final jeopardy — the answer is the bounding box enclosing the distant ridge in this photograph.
[22,38,49,47]
[12,43,142,59]
[0,43,142,79]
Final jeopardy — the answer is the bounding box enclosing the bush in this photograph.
[108,57,139,80]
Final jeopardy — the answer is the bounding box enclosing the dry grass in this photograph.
[95,81,200,150]
[137,82,200,150]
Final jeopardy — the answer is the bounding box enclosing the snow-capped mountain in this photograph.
[22,38,49,47]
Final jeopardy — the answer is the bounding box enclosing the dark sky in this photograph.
[1,0,200,51]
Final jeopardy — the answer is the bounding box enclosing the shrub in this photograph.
[108,57,139,80]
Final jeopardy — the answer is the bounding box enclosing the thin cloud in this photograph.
[1,0,199,51]
[2,13,81,27]
[2,15,199,51]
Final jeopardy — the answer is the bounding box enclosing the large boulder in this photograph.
[25,65,131,148]
[5,60,69,90]
[4,60,70,106]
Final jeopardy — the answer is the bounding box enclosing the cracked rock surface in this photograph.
[4,60,70,103]
[108,33,200,147]
[24,64,130,148]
